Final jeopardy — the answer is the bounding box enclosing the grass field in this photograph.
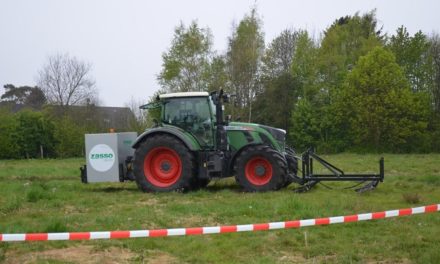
[0,154,439,263]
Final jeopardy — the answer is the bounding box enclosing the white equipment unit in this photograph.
[82,132,137,183]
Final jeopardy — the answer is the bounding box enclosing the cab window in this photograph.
[162,97,214,147]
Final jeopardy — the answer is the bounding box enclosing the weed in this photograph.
[402,193,422,204]
[44,220,68,233]
[0,197,23,214]
[421,175,440,186]
[26,185,53,202]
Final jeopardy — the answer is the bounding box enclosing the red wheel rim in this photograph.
[144,147,182,187]
[245,156,273,186]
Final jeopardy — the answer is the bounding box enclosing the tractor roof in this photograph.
[159,92,209,99]
[140,92,210,110]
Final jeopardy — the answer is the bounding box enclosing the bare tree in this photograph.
[124,92,161,133]
[37,53,97,109]
[125,96,148,132]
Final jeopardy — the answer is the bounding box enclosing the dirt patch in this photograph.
[174,214,216,227]
[278,254,307,263]
[136,197,160,206]
[145,250,182,264]
[278,252,338,263]
[278,253,411,264]
[366,258,412,264]
[4,245,135,264]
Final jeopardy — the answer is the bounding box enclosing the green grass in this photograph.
[0,154,439,263]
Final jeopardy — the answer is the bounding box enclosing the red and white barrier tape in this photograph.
[1,204,438,242]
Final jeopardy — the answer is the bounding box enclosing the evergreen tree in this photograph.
[341,47,429,152]
[15,111,57,158]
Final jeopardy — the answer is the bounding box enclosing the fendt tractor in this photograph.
[81,90,384,192]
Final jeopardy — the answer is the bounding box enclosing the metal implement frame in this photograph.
[300,148,384,183]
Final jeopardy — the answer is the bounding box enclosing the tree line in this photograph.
[0,55,137,159]
[157,9,440,153]
[2,8,439,159]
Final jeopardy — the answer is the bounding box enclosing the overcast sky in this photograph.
[1,0,439,107]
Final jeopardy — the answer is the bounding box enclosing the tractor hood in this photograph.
[227,122,286,150]
[227,122,285,137]
[257,125,286,143]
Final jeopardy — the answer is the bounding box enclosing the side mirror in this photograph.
[222,94,230,103]
[226,115,232,124]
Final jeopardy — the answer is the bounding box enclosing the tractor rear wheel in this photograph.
[133,134,196,192]
[234,145,287,192]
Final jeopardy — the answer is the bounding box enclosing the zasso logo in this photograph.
[91,153,114,159]
[89,144,115,172]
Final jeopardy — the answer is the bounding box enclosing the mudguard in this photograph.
[132,126,201,151]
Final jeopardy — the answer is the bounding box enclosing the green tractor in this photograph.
[131,90,384,192]
[133,90,294,192]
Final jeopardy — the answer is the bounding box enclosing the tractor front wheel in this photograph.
[284,147,298,187]
[235,145,287,192]
[133,134,196,192]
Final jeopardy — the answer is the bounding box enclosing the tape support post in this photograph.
[1,204,438,242]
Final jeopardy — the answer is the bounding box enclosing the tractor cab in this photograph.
[140,91,231,150]
[159,92,216,148]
